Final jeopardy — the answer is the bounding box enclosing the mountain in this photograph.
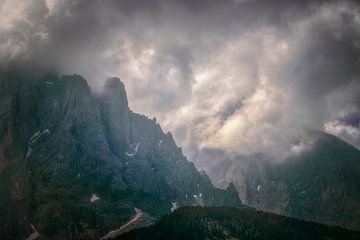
[221,132,360,230]
[0,71,242,240]
[117,206,360,240]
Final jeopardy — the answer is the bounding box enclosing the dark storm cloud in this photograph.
[340,113,360,128]
[1,0,360,159]
[286,10,360,99]
[0,0,324,70]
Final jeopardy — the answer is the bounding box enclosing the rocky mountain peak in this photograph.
[101,77,130,155]
[61,74,90,89]
[223,131,360,230]
[0,72,242,239]
[102,77,128,110]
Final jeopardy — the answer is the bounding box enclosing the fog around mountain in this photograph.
[1,1,360,239]
[1,0,360,167]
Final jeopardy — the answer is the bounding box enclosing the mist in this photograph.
[1,0,360,167]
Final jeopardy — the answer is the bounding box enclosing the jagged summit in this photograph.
[0,72,242,240]
[223,131,360,230]
[62,74,90,89]
[101,77,131,154]
[102,77,129,109]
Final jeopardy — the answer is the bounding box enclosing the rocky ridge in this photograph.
[222,132,360,230]
[0,71,242,239]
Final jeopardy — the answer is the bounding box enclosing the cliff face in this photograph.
[0,72,242,240]
[223,132,360,231]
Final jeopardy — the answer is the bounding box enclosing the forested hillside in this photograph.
[118,206,360,240]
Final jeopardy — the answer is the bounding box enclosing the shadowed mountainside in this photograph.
[0,71,241,240]
[221,132,360,230]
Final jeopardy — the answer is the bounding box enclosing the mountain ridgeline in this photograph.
[222,132,360,231]
[0,72,241,240]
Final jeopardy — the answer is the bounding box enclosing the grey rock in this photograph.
[0,71,242,240]
[223,132,360,230]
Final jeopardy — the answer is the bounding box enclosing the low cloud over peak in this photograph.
[1,0,360,163]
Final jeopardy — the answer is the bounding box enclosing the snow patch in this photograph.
[171,202,178,212]
[158,140,163,147]
[127,142,140,156]
[25,147,32,160]
[29,131,40,144]
[91,193,101,202]
[29,129,51,144]
[257,185,261,192]
[126,152,134,157]
[43,129,50,134]
[134,142,140,152]
[45,81,54,85]
[193,193,204,206]
[282,200,289,207]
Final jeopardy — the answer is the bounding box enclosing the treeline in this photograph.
[117,206,360,240]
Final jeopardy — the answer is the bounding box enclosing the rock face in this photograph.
[222,132,360,231]
[0,71,242,240]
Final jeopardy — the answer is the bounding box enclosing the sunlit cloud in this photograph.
[1,0,359,164]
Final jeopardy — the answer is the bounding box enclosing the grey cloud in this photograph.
[340,113,360,128]
[281,4,360,133]
[1,0,360,164]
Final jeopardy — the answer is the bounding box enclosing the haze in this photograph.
[1,0,359,169]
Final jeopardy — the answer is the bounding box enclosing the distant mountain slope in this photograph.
[117,206,360,240]
[223,132,360,230]
[0,71,241,240]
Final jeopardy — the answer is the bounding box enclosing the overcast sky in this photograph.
[1,0,360,166]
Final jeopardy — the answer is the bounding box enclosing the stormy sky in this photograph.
[1,0,360,167]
